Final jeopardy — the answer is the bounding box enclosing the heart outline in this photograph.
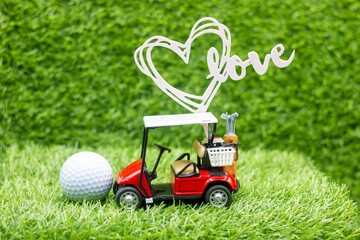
[134,17,231,113]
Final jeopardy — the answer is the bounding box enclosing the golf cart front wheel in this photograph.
[205,185,232,207]
[115,187,143,210]
[113,181,120,195]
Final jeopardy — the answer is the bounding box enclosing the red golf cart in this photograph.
[113,112,240,209]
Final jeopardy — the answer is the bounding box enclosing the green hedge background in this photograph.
[1,0,359,203]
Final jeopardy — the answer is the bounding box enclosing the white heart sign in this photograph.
[135,17,295,113]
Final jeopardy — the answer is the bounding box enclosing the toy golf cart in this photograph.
[113,112,240,209]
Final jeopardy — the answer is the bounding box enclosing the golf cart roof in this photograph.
[144,112,218,128]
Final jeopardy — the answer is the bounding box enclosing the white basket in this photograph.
[207,147,235,167]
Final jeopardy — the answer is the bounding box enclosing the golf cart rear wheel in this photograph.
[115,187,143,210]
[205,185,232,207]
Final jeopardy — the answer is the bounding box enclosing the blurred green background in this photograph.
[0,0,359,203]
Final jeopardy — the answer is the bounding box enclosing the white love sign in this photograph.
[135,17,295,113]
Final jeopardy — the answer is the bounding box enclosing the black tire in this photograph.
[113,181,120,195]
[115,187,143,210]
[234,179,240,193]
[205,185,232,207]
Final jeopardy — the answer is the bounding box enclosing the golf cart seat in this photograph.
[193,140,205,159]
[193,140,211,169]
[171,160,199,178]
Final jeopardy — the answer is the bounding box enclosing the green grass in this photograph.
[1,143,358,239]
[0,0,359,236]
[1,0,359,203]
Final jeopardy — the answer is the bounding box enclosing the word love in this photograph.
[135,17,295,113]
[207,44,295,82]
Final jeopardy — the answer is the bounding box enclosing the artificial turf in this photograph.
[0,143,358,239]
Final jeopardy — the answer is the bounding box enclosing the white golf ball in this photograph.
[60,151,113,201]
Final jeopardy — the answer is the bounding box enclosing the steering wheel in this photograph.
[154,143,171,153]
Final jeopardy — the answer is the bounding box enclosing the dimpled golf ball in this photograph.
[60,151,113,201]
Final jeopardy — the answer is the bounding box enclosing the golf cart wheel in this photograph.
[205,185,232,207]
[113,181,120,195]
[115,187,143,210]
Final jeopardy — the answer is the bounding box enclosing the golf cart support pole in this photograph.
[139,127,150,197]
[141,127,149,162]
